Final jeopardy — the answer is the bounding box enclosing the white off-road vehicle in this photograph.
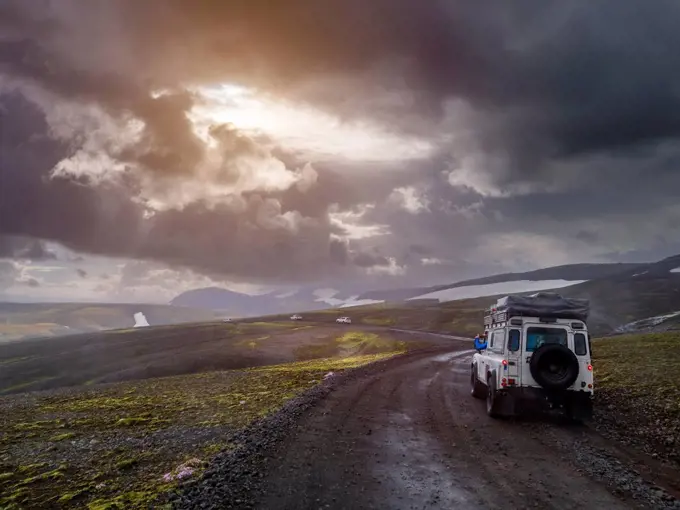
[470,293,594,421]
[290,314,303,321]
[336,316,352,324]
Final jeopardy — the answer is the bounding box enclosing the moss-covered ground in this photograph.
[594,332,680,411]
[592,332,680,461]
[0,351,404,509]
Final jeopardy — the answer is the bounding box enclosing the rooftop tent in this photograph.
[493,292,590,322]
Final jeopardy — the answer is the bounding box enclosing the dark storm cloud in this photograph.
[0,93,391,281]
[0,236,57,260]
[1,0,680,286]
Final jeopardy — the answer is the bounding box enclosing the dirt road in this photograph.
[247,345,678,510]
[176,334,680,510]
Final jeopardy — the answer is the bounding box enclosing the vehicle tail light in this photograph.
[502,359,508,366]
[501,377,507,387]
[587,383,593,389]
[587,364,593,371]
[508,378,516,385]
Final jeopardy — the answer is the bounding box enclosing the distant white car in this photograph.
[336,316,352,324]
[222,318,232,323]
[290,314,303,321]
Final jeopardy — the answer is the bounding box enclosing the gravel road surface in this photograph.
[178,336,680,510]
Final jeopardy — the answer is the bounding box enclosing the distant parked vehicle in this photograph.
[222,318,232,323]
[336,316,352,324]
[290,314,303,321]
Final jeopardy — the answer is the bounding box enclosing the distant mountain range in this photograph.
[170,262,649,316]
[170,286,367,318]
[170,255,680,335]
[356,263,644,301]
[259,254,680,337]
[4,255,679,341]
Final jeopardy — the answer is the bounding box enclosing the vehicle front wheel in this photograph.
[470,365,485,399]
[486,375,501,418]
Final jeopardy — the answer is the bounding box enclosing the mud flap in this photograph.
[495,392,516,417]
[565,394,593,422]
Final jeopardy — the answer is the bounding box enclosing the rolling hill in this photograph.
[170,262,644,315]
[170,286,367,317]
[266,254,680,337]
[0,302,220,342]
[356,263,643,301]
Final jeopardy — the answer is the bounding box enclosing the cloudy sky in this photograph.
[1,0,679,303]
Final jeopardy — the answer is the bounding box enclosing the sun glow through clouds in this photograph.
[190,84,433,162]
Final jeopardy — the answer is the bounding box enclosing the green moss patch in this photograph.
[294,330,407,360]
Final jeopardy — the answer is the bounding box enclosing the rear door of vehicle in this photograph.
[521,323,569,389]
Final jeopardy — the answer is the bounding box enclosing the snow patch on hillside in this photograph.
[408,279,587,303]
[615,311,680,334]
[133,312,150,328]
[339,299,384,308]
[312,288,384,308]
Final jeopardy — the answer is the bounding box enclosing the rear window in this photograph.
[574,333,588,356]
[508,329,520,352]
[526,327,568,352]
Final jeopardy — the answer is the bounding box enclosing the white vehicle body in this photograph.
[336,316,352,324]
[222,318,232,323]
[471,312,593,420]
[290,314,303,321]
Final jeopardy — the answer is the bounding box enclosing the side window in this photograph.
[508,329,520,352]
[488,331,495,349]
[574,333,587,356]
[492,330,505,353]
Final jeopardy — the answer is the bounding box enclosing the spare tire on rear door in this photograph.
[529,343,579,391]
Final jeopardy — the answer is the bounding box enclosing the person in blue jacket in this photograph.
[474,333,488,351]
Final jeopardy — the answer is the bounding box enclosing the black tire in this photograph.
[529,344,579,391]
[470,364,485,399]
[486,374,500,418]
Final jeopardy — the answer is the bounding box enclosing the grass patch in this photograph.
[592,332,680,459]
[1,377,59,395]
[0,352,401,508]
[241,321,298,330]
[361,317,395,326]
[593,332,680,414]
[294,330,406,360]
[49,432,76,442]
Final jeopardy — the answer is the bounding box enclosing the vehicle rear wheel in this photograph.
[470,364,485,399]
[486,375,500,418]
